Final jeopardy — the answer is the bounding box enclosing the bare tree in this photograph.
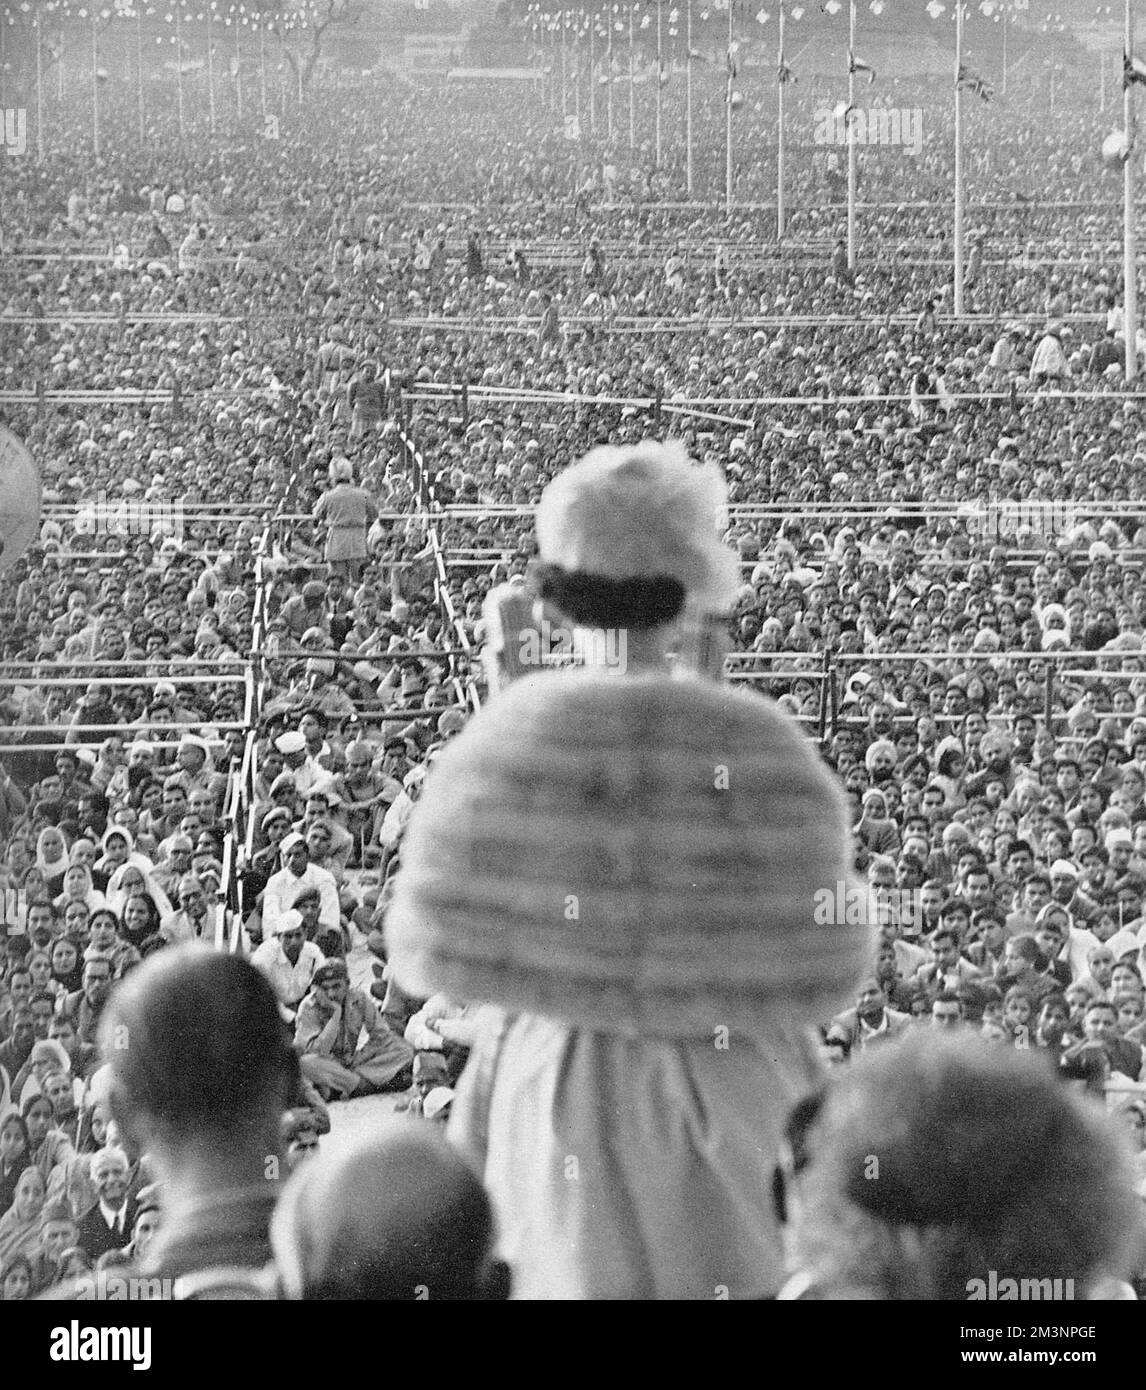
[256,0,365,92]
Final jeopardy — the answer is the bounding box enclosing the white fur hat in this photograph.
[535,440,740,612]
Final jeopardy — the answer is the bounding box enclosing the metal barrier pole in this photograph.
[820,649,833,741]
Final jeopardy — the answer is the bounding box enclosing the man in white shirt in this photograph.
[1029,323,1070,384]
[160,874,218,946]
[251,910,325,1021]
[262,834,340,940]
[827,980,911,1052]
[274,730,333,802]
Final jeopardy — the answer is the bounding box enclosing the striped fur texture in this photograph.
[388,669,869,1039]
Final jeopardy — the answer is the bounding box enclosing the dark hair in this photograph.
[0,1253,33,1287]
[1008,934,1046,970]
[535,562,686,629]
[937,745,965,776]
[800,1036,1142,1298]
[88,909,121,936]
[101,951,297,1141]
[819,1026,852,1058]
[0,1112,30,1148]
[121,893,161,943]
[956,982,994,1021]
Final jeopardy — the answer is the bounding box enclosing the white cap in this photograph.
[536,440,739,611]
[273,909,305,937]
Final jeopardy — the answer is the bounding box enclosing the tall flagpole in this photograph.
[91,16,100,160]
[1125,0,1138,380]
[847,0,856,268]
[235,16,243,121]
[655,0,662,167]
[574,11,582,131]
[608,7,614,139]
[35,14,44,163]
[954,0,965,316]
[589,12,595,134]
[628,3,634,149]
[259,17,267,118]
[176,2,186,140]
[136,5,145,140]
[686,0,693,194]
[208,8,217,132]
[561,13,567,118]
[777,0,785,238]
[1002,5,1007,95]
[726,0,734,211]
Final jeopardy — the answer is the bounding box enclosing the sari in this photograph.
[104,863,174,927]
[33,829,69,888]
[0,1173,45,1264]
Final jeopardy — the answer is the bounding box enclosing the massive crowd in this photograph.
[1,18,1145,1299]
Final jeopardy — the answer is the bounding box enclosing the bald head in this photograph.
[270,1124,509,1301]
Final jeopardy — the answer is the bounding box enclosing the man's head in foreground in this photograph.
[788,1033,1144,1299]
[269,1123,510,1301]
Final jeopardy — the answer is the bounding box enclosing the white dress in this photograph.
[449,1007,823,1300]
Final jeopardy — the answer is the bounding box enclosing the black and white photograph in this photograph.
[0,0,1145,1345]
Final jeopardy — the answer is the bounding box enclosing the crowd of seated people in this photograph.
[0,22,1144,1299]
